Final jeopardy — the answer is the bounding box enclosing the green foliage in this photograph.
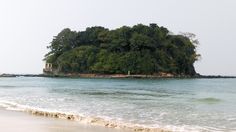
[45,23,200,75]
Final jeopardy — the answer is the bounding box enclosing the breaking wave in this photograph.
[0,100,225,132]
[0,100,167,132]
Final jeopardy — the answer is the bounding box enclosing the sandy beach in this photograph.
[0,108,131,132]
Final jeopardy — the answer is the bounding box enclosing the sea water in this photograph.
[0,77,235,131]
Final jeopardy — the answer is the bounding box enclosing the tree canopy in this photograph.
[44,23,200,76]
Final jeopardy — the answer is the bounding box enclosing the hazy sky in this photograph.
[0,0,235,75]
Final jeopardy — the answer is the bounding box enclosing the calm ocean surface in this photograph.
[0,77,236,131]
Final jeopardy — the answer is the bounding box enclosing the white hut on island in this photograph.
[43,63,53,73]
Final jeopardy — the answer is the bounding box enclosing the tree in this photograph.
[44,24,200,76]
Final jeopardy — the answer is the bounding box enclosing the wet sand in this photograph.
[0,108,131,132]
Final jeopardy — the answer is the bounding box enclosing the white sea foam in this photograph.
[0,100,165,131]
[0,100,216,132]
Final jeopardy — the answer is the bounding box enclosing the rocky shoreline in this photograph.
[0,73,235,79]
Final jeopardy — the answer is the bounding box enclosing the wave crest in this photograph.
[196,97,222,104]
[0,100,166,132]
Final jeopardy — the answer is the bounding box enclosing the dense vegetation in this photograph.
[44,23,200,76]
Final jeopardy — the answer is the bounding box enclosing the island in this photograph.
[43,23,201,78]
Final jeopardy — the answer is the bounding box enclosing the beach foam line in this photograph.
[1,100,224,132]
[0,100,168,132]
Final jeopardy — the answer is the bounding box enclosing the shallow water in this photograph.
[0,77,236,131]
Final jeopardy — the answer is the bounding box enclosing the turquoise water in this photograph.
[0,77,236,131]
